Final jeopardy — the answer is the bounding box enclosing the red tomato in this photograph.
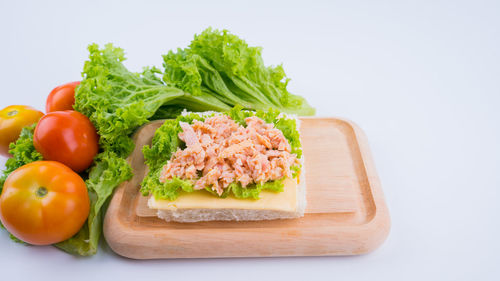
[33,111,99,172]
[0,105,44,157]
[45,81,80,112]
[0,161,90,245]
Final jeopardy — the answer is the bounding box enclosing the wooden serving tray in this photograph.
[103,117,390,259]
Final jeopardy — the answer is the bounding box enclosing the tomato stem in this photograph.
[36,187,48,198]
[7,110,18,117]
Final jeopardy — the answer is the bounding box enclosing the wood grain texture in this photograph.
[103,117,390,259]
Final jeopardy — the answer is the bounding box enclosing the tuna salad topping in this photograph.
[160,115,299,195]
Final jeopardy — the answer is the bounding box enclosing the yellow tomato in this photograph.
[0,105,44,157]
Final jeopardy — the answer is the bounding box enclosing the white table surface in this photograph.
[1,1,499,280]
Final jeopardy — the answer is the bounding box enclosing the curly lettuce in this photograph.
[74,43,231,157]
[141,106,301,201]
[163,28,315,116]
[0,125,42,193]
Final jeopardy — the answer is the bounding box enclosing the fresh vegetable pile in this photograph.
[0,28,315,256]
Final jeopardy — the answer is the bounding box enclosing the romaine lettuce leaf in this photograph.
[163,28,315,116]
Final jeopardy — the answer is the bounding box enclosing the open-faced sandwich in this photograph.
[141,106,305,222]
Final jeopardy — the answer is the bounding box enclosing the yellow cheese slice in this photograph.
[148,177,297,212]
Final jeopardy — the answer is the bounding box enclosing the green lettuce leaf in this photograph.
[141,106,301,201]
[74,43,231,157]
[0,125,43,193]
[163,28,315,116]
[54,151,132,256]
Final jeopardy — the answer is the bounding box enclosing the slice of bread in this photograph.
[152,162,306,222]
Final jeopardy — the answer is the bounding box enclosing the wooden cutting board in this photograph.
[103,117,390,259]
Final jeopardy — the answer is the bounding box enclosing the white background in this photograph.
[0,0,499,280]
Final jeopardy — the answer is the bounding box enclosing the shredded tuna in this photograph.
[159,115,299,195]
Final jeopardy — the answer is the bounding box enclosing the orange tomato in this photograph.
[33,110,99,172]
[46,81,80,112]
[0,105,44,157]
[0,161,90,245]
